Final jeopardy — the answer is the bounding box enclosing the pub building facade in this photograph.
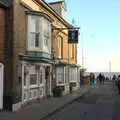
[1,0,80,111]
[50,1,80,94]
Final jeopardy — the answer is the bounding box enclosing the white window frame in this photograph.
[43,18,51,52]
[38,68,44,87]
[57,36,63,58]
[28,15,41,51]
[72,44,75,59]
[56,67,65,85]
[27,15,51,53]
[29,66,38,88]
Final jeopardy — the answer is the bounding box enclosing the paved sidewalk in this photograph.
[0,85,90,120]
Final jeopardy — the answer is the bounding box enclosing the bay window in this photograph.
[27,13,51,52]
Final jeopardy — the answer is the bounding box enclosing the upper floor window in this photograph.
[70,44,75,59]
[57,36,63,58]
[27,12,52,52]
[28,16,40,50]
[72,44,75,59]
[43,19,51,46]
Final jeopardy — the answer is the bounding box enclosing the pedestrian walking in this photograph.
[98,73,102,84]
[117,75,120,94]
[102,75,105,84]
[90,73,93,85]
[89,73,95,85]
[112,74,116,81]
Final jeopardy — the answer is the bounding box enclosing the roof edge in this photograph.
[49,0,64,5]
[35,0,73,28]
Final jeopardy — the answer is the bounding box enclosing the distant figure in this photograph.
[98,73,102,84]
[117,75,120,94]
[112,75,116,81]
[106,77,109,81]
[102,75,105,84]
[92,74,95,84]
[90,73,93,85]
[89,73,96,85]
[94,76,97,84]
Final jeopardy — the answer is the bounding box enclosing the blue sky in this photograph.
[47,0,120,72]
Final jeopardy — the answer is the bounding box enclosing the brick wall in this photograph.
[0,8,5,62]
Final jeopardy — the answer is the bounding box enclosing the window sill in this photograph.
[27,48,41,52]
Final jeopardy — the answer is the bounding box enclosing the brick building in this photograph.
[0,0,80,111]
[50,1,80,94]
[0,0,13,110]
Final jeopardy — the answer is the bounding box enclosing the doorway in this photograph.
[0,63,4,110]
[45,66,51,97]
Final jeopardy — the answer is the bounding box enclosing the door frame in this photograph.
[0,63,4,110]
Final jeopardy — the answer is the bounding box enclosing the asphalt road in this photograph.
[47,81,120,120]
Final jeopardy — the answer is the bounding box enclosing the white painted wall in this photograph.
[0,63,3,110]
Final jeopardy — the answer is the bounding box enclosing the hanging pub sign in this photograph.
[68,29,79,44]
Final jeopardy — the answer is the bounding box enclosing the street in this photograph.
[47,81,120,120]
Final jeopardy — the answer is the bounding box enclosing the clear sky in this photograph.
[47,0,120,72]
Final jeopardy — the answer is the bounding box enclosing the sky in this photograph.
[47,0,120,72]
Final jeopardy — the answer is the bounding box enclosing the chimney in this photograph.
[49,0,67,18]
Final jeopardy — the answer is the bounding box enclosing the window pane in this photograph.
[24,67,27,86]
[29,16,40,49]
[30,16,36,32]
[30,33,35,48]
[57,37,63,58]
[40,71,43,84]
[30,74,37,85]
[44,19,50,46]
[44,30,49,46]
[36,19,40,32]
[56,67,64,84]
[24,78,26,86]
[35,33,39,47]
[72,45,74,58]
[65,67,69,83]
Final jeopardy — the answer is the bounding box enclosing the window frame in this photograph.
[70,44,75,59]
[43,18,51,53]
[57,36,63,58]
[28,15,41,51]
[27,15,51,52]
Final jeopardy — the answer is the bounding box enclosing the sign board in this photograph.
[68,29,79,44]
[0,63,3,110]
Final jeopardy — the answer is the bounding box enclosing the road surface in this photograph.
[47,81,120,120]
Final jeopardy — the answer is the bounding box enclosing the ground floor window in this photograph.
[39,71,43,84]
[56,67,64,85]
[30,74,37,85]
[22,63,51,103]
[65,67,69,83]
